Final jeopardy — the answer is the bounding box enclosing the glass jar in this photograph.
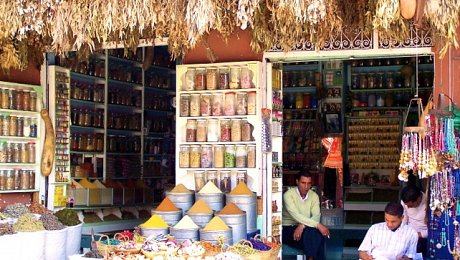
[23,90,31,111]
[224,92,236,116]
[6,142,13,163]
[180,94,190,117]
[20,143,28,163]
[207,119,219,142]
[236,92,247,115]
[295,93,303,109]
[207,170,219,188]
[195,68,206,90]
[194,171,206,192]
[206,67,217,90]
[351,73,359,89]
[184,68,195,91]
[298,71,307,87]
[385,93,394,107]
[12,143,20,163]
[241,120,252,141]
[218,67,230,89]
[1,115,9,136]
[359,74,368,89]
[377,73,384,88]
[29,170,35,189]
[211,93,223,116]
[186,119,197,142]
[27,142,35,163]
[0,141,6,163]
[30,118,37,137]
[200,145,213,168]
[20,170,29,190]
[247,91,256,115]
[235,145,247,168]
[190,145,201,168]
[17,117,24,137]
[231,119,241,142]
[0,170,6,190]
[200,94,212,116]
[377,95,385,107]
[303,93,312,108]
[247,145,256,168]
[291,71,298,87]
[367,93,376,107]
[16,90,24,111]
[190,94,201,117]
[220,119,231,142]
[96,134,104,152]
[9,115,17,136]
[8,89,15,110]
[229,66,240,89]
[367,73,375,88]
[240,67,253,89]
[30,91,37,111]
[196,119,207,142]
[386,72,394,88]
[179,145,190,168]
[6,170,14,190]
[0,89,8,109]
[394,72,402,88]
[220,171,231,193]
[214,145,225,168]
[224,145,236,168]
[236,170,248,184]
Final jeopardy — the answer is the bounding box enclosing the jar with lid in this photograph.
[214,145,224,168]
[224,92,236,116]
[207,171,219,188]
[6,142,13,163]
[180,94,190,117]
[195,68,206,90]
[23,117,31,137]
[235,145,247,168]
[20,143,28,163]
[351,73,359,89]
[206,67,217,90]
[1,115,8,136]
[394,72,402,88]
[8,89,15,110]
[9,115,17,136]
[196,119,207,142]
[6,170,14,190]
[247,145,256,168]
[211,93,223,116]
[29,171,35,189]
[236,92,247,115]
[16,90,24,110]
[229,67,240,89]
[240,66,253,89]
[220,119,231,142]
[200,94,211,116]
[20,170,29,190]
[359,74,368,89]
[30,118,37,137]
[96,134,104,152]
[17,117,24,137]
[200,145,213,168]
[30,91,37,111]
[218,67,229,89]
[291,71,298,87]
[190,145,201,168]
[367,93,376,107]
[220,171,231,193]
[298,71,307,87]
[179,145,191,167]
[386,72,394,88]
[194,171,206,192]
[23,90,31,111]
[1,89,8,109]
[186,119,197,142]
[190,94,201,117]
[295,93,303,109]
[0,141,6,163]
[207,119,219,142]
[12,143,20,163]
[367,73,376,88]
[0,170,6,190]
[236,170,248,184]
[13,169,20,190]
[224,145,236,168]
[247,91,256,115]
[231,119,241,142]
[303,93,312,108]
[377,95,385,107]
[241,120,252,141]
[385,93,394,107]
[27,142,36,163]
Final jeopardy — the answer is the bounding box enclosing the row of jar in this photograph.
[282,70,320,88]
[107,112,141,131]
[0,142,36,163]
[60,56,106,78]
[284,93,318,109]
[185,118,253,143]
[193,170,248,193]
[71,108,104,128]
[108,63,143,84]
[180,91,257,117]
[179,144,256,168]
[351,71,433,89]
[0,115,38,137]
[70,81,105,102]
[108,89,142,107]
[0,169,36,191]
[107,135,141,153]
[145,72,171,90]
[70,133,104,152]
[0,88,38,112]
[183,66,255,91]
[144,94,173,111]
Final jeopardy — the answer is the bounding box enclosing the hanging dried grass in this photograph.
[236,0,260,30]
[250,1,274,52]
[185,0,216,46]
[0,40,24,71]
[214,0,238,40]
[372,0,409,45]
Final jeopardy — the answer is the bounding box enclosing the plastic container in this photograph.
[218,67,229,90]
[229,67,240,89]
[186,120,197,142]
[220,119,231,142]
[184,68,196,91]
[211,93,223,116]
[224,145,236,168]
[240,67,253,89]
[206,67,217,90]
[230,119,241,142]
[195,68,206,91]
[235,145,247,168]
[190,94,201,117]
[180,94,190,117]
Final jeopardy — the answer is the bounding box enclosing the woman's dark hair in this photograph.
[401,185,422,203]
[385,202,404,217]
[296,171,312,181]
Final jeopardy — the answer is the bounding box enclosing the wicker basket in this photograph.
[96,234,118,257]
[249,235,279,260]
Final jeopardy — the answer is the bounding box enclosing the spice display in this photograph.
[196,119,207,142]
[198,181,222,194]
[174,215,199,229]
[200,145,213,168]
[229,182,253,195]
[206,67,217,90]
[186,120,197,142]
[180,94,190,116]
[188,199,213,214]
[202,216,229,231]
[190,145,201,168]
[3,203,29,218]
[235,145,247,168]
[218,202,243,215]
[224,145,236,168]
[0,223,15,236]
[224,92,236,116]
[194,170,206,191]
[229,67,240,89]
[190,94,200,117]
[231,119,242,142]
[207,119,219,142]
[207,171,219,188]
[28,202,50,215]
[200,94,211,116]
[184,68,196,91]
[179,145,190,168]
[236,171,248,185]
[13,213,45,232]
[220,171,231,193]
[170,183,192,193]
[218,67,230,89]
[83,213,102,223]
[247,91,256,115]
[220,119,231,142]
[214,145,224,168]
[40,212,66,230]
[247,145,256,168]
[54,208,81,226]
[211,93,223,116]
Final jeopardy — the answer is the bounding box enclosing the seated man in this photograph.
[401,185,427,256]
[359,202,418,260]
[282,171,330,260]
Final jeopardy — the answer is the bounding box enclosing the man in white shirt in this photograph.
[358,202,418,260]
[401,185,428,256]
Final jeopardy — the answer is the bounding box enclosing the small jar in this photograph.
[180,94,191,117]
[218,67,230,89]
[190,145,201,168]
[211,93,223,116]
[231,119,242,142]
[30,91,37,111]
[241,120,252,141]
[29,170,35,189]
[220,171,231,193]
[179,145,191,168]
[367,73,375,88]
[194,171,206,192]
[298,71,307,87]
[17,117,24,137]
[20,143,28,163]
[295,93,303,109]
[207,119,219,142]
[235,145,247,168]
[200,145,213,168]
[184,68,196,91]
[190,94,201,117]
[13,169,20,190]
[20,170,29,190]
[229,66,240,89]
[8,89,15,110]
[224,92,236,116]
[200,94,212,116]
[9,115,17,136]
[214,145,225,168]
[16,90,24,111]
[359,74,368,89]
[6,170,14,190]
[386,72,394,88]
[206,67,217,90]
[195,68,206,90]
[27,142,36,163]
[23,90,31,111]
[240,67,253,89]
[224,145,236,168]
[186,119,197,142]
[368,93,376,107]
[12,143,20,163]
[196,119,207,142]
[96,134,104,152]
[220,119,231,142]
[303,93,312,108]
[377,95,385,107]
[1,115,9,136]
[247,145,256,168]
[236,92,247,115]
[236,170,248,184]
[0,89,9,109]
[207,170,219,188]
[0,170,6,190]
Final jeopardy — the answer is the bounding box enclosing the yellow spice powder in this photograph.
[229,182,253,195]
[79,178,98,189]
[203,216,229,231]
[170,184,192,193]
[141,214,169,228]
[187,199,213,214]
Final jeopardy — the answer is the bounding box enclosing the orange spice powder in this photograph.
[218,202,243,215]
[156,197,180,212]
[187,199,213,214]
[229,182,253,195]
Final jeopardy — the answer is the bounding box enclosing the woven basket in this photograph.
[96,234,118,257]
[263,236,281,259]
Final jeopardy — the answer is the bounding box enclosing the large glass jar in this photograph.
[16,90,24,111]
[240,67,253,89]
[29,170,35,189]
[1,115,9,136]
[179,145,190,168]
[291,71,298,87]
[303,93,312,108]
[12,143,20,163]
[190,94,200,117]
[17,117,24,137]
[23,117,31,137]
[235,145,247,168]
[180,94,190,117]
[194,171,206,192]
[0,141,6,163]
[211,93,223,116]
[206,67,217,90]
[196,119,207,142]
[20,143,28,163]
[224,145,236,168]
[30,91,37,111]
[359,74,368,89]
[20,170,29,190]
[229,66,240,89]
[200,94,211,116]
[0,170,5,190]
[6,142,13,163]
[184,68,195,91]
[207,119,219,142]
[386,72,394,88]
[96,134,104,152]
[214,145,224,168]
[236,92,247,115]
[186,119,197,142]
[218,67,229,89]
[6,170,14,190]
[220,171,231,193]
[195,68,206,90]
[247,145,256,168]
[200,145,213,168]
[394,72,402,88]
[23,90,31,111]
[231,119,241,142]
[0,89,8,109]
[241,120,252,141]
[190,145,201,168]
[8,89,15,110]
[351,73,359,89]
[224,92,236,116]
[247,91,256,115]
[298,71,307,87]
[207,170,219,188]
[9,116,17,136]
[220,119,231,142]
[367,73,375,88]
